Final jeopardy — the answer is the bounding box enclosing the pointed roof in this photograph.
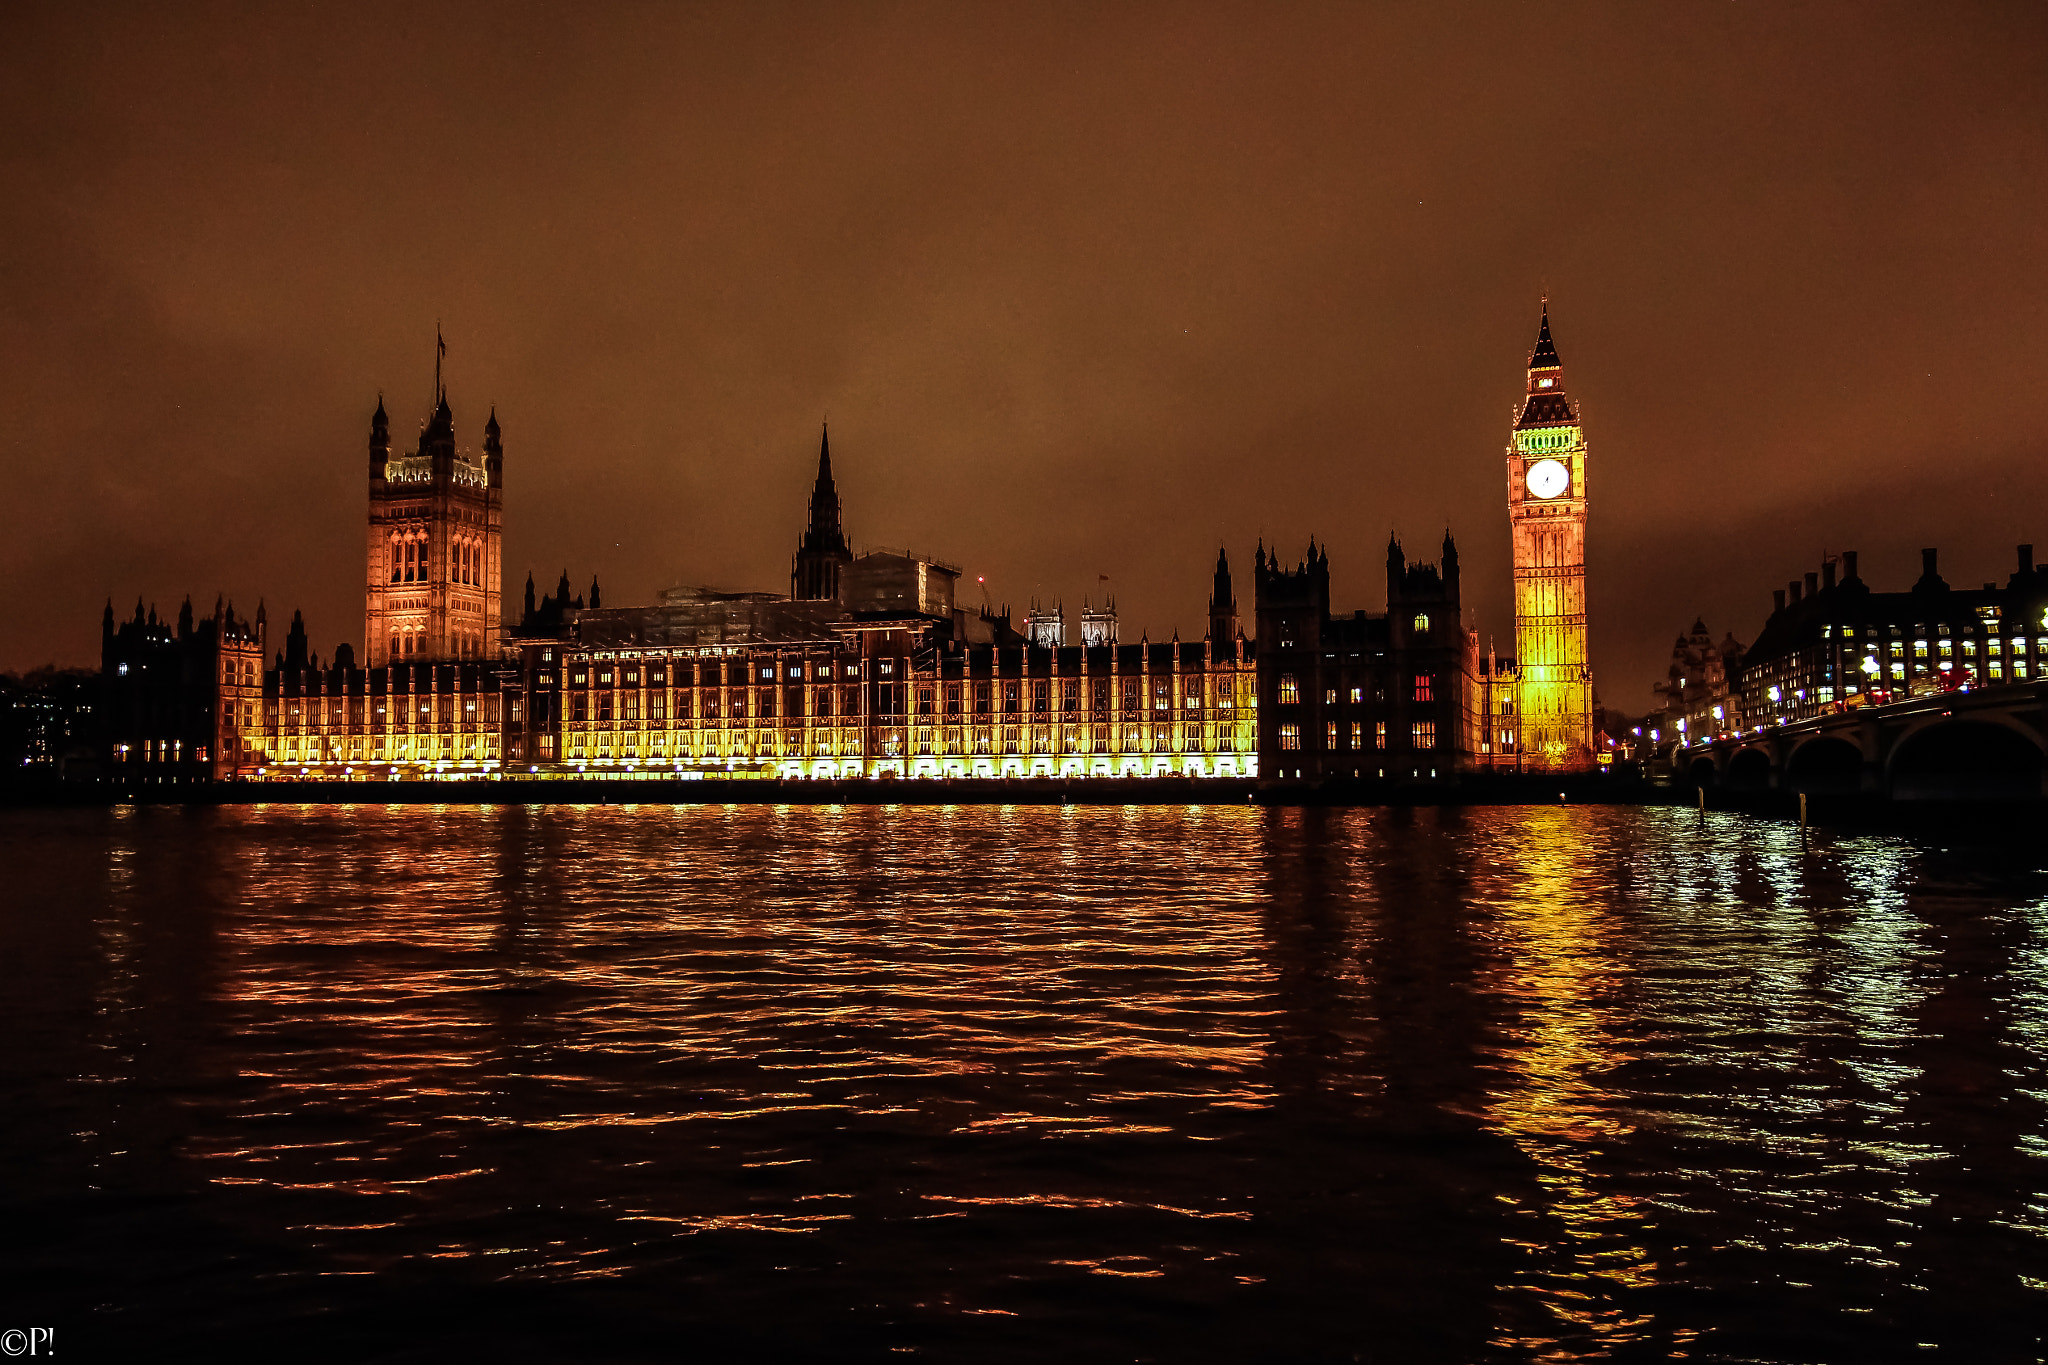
[1528,300,1561,370]
[1515,299,1578,428]
[814,423,835,493]
[485,406,500,435]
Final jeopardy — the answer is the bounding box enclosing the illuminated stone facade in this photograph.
[236,627,1256,781]
[1506,304,1596,769]
[365,362,504,666]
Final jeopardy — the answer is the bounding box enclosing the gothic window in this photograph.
[919,688,935,715]
[1090,680,1109,711]
[1031,682,1048,713]
[975,683,992,714]
[1414,674,1434,703]
[1374,721,1387,747]
[389,536,401,583]
[817,687,835,716]
[1413,613,1430,633]
[1351,722,1363,749]
[1413,721,1437,748]
[1121,680,1139,713]
[1004,683,1019,713]
[1325,688,1337,706]
[945,684,961,714]
[1279,724,1301,751]
[1327,722,1339,750]
[1278,674,1299,704]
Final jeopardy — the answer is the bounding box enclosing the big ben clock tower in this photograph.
[1506,301,1595,770]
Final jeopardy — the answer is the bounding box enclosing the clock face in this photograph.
[1525,458,1569,500]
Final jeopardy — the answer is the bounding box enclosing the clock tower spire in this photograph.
[1505,299,1595,770]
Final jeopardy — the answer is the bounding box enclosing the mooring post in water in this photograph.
[1799,791,1808,830]
[1697,786,1705,816]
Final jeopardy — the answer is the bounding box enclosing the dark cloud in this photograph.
[4,2,2046,706]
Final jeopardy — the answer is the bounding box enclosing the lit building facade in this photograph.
[1507,304,1596,769]
[1732,545,2048,731]
[365,355,504,665]
[1474,646,1522,770]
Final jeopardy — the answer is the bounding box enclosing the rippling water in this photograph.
[4,803,2047,1362]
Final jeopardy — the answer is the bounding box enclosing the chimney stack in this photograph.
[1805,571,1819,597]
[1842,550,1859,582]
[1789,579,1803,604]
[1822,560,1837,590]
[1774,588,1787,612]
[2021,544,2035,575]
[1922,548,1939,577]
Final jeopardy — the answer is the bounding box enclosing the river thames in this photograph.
[3,803,2045,1362]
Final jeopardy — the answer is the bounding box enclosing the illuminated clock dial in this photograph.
[1525,458,1569,500]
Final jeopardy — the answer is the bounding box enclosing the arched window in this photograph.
[389,535,401,583]
[1413,613,1430,633]
[389,632,399,659]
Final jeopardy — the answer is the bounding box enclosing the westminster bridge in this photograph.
[1680,681,2048,801]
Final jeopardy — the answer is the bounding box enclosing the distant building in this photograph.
[2,666,99,780]
[1078,598,1117,647]
[1733,546,2048,730]
[1024,599,1065,648]
[1650,618,1746,749]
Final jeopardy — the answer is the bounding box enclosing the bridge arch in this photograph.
[1784,734,1867,795]
[1887,717,2047,800]
[1725,746,1774,791]
[1685,755,1718,787]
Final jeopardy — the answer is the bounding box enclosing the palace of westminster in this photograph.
[99,310,1604,785]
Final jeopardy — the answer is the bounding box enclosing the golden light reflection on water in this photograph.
[28,800,2048,1359]
[1469,809,1656,1352]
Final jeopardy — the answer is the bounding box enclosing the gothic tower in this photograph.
[1505,301,1595,769]
[364,334,505,665]
[1207,547,1238,643]
[792,424,853,602]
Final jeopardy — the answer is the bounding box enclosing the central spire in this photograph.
[1516,297,1576,428]
[809,422,840,535]
[1528,298,1561,372]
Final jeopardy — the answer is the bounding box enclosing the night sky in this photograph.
[4,3,2045,706]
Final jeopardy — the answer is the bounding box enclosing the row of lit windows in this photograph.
[1276,673,1434,704]
[1276,721,1435,751]
[387,533,488,587]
